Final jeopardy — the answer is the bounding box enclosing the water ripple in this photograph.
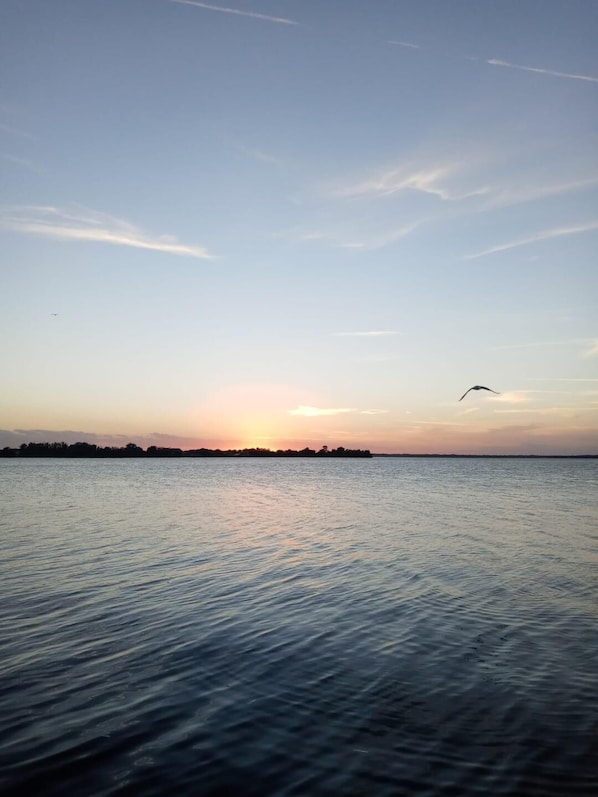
[1,458,597,795]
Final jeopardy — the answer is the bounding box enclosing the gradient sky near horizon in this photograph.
[1,0,597,454]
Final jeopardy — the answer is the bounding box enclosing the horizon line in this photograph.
[2,441,596,458]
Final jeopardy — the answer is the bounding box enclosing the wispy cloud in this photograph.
[333,330,401,337]
[335,163,481,202]
[387,37,598,84]
[337,222,422,250]
[465,219,598,259]
[490,392,531,404]
[388,41,420,50]
[0,205,214,259]
[494,407,583,417]
[239,145,283,166]
[488,58,598,84]
[170,0,299,25]
[482,175,598,211]
[360,409,389,415]
[357,163,598,216]
[288,405,356,417]
[293,220,421,251]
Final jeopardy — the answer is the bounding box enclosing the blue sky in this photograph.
[1,0,597,453]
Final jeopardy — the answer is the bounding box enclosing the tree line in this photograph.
[1,442,372,458]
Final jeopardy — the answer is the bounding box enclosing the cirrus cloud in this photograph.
[464,219,598,259]
[170,0,299,26]
[489,391,530,404]
[288,405,356,417]
[487,58,598,84]
[0,204,214,259]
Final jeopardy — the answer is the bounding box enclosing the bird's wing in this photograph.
[458,387,472,401]
[480,386,500,394]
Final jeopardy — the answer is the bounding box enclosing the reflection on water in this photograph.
[1,458,597,795]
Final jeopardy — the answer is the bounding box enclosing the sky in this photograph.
[1,0,597,454]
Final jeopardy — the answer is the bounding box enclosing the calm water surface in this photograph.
[1,458,597,796]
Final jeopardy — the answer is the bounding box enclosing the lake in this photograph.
[1,457,597,796]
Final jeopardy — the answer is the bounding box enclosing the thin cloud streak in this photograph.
[288,406,356,417]
[337,222,421,250]
[386,38,598,84]
[490,392,530,404]
[465,220,598,259]
[330,153,598,224]
[294,220,421,251]
[481,175,598,211]
[388,41,420,49]
[239,145,283,166]
[336,163,477,202]
[494,407,585,416]
[0,205,213,259]
[170,0,299,25]
[488,58,598,84]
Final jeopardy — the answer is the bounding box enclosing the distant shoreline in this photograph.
[1,443,596,459]
[1,443,372,459]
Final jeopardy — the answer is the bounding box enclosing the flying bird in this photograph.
[459,385,500,401]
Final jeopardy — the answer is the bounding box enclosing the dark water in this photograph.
[1,458,597,796]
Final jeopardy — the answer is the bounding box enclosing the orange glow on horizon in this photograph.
[3,382,597,455]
